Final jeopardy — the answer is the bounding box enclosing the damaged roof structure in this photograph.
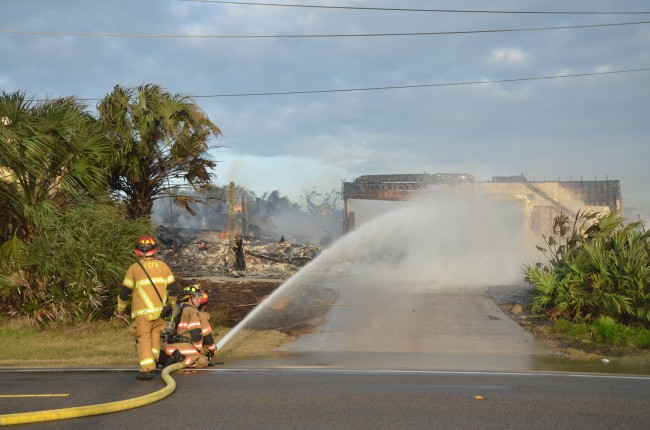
[342,173,622,236]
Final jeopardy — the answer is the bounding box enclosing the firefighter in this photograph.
[117,235,178,380]
[197,290,218,365]
[164,285,217,368]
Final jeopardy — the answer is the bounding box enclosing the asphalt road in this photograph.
[3,285,649,428]
[2,368,650,429]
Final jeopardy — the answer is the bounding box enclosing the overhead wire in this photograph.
[191,68,650,97]
[67,68,650,101]
[1,20,649,38]
[180,0,650,15]
[5,2,645,102]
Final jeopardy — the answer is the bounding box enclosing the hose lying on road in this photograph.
[0,362,186,426]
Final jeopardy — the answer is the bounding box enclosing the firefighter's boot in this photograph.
[157,354,167,369]
[136,371,154,380]
[165,349,185,367]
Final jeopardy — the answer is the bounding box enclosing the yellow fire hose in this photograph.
[0,362,186,426]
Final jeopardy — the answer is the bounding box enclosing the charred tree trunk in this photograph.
[234,233,246,271]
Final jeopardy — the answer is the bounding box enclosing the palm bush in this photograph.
[0,89,200,324]
[524,211,650,325]
[0,91,147,324]
[0,202,150,323]
[0,91,109,243]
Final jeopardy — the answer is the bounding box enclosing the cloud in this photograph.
[2,0,649,220]
[488,48,527,66]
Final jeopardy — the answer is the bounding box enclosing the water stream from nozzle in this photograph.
[216,194,532,353]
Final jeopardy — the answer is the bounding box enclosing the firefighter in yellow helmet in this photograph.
[163,285,217,368]
[117,235,178,380]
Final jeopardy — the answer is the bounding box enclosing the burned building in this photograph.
[342,174,622,237]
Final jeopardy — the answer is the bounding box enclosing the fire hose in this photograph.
[0,362,186,426]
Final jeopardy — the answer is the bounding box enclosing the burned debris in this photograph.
[156,225,322,279]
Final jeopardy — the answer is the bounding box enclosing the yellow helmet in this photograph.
[179,284,202,302]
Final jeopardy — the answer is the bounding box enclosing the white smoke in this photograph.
[318,193,532,288]
[218,192,536,353]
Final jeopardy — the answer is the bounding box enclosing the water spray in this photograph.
[216,274,301,350]
[216,194,532,354]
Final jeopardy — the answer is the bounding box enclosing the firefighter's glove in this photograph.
[116,298,128,315]
[206,350,215,360]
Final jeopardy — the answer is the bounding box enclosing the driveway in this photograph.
[223,273,551,372]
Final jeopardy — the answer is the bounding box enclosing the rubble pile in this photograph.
[156,226,322,279]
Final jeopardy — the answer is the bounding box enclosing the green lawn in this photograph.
[0,318,136,367]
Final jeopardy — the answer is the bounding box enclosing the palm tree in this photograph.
[0,92,116,322]
[0,91,108,244]
[97,84,222,219]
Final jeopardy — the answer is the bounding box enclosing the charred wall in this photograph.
[558,180,622,209]
[342,174,622,236]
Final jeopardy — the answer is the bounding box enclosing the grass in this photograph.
[218,329,296,361]
[550,317,650,352]
[0,318,136,367]
[0,314,309,368]
[0,317,233,368]
[4,313,650,368]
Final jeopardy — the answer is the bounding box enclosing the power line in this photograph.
[181,0,650,15]
[2,20,649,39]
[72,68,650,101]
[193,68,650,97]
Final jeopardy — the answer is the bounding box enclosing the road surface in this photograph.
[2,368,650,429]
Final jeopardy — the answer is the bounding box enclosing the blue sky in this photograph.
[2,0,649,218]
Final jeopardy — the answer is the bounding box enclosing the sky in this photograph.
[2,0,649,219]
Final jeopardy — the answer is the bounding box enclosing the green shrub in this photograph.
[629,326,650,349]
[552,318,591,337]
[592,316,626,344]
[0,202,151,324]
[525,211,650,326]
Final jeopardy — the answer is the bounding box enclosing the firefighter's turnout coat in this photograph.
[118,256,177,373]
[165,302,217,368]
[199,310,217,356]
[118,257,176,320]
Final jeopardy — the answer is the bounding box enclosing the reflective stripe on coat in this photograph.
[122,257,175,321]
